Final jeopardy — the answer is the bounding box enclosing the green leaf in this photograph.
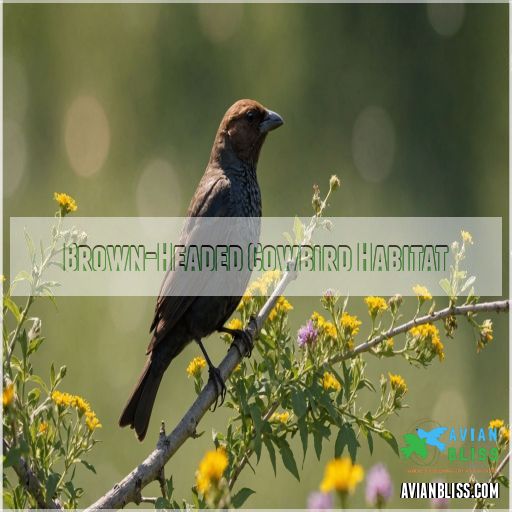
[166,476,174,497]
[4,446,22,468]
[297,415,308,461]
[249,403,263,461]
[342,362,351,401]
[4,297,21,322]
[263,437,277,475]
[19,330,28,359]
[293,216,304,243]
[496,475,509,488]
[335,424,359,461]
[27,388,41,406]
[313,429,323,460]
[461,276,476,293]
[366,430,374,455]
[277,439,300,481]
[291,390,308,417]
[80,460,96,473]
[155,497,172,509]
[50,364,56,388]
[378,429,399,456]
[3,491,15,509]
[28,336,45,356]
[231,487,255,508]
[439,278,452,296]
[45,473,60,502]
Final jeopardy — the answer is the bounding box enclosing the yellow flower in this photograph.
[489,419,504,430]
[270,411,290,424]
[320,457,364,494]
[85,410,102,431]
[322,372,341,392]
[482,320,493,340]
[261,270,281,286]
[501,427,509,444]
[323,322,337,339]
[412,284,432,301]
[409,323,445,361]
[461,230,473,244]
[388,373,407,394]
[268,296,293,321]
[195,448,228,495]
[311,312,337,339]
[38,422,49,434]
[74,396,91,415]
[312,311,326,326]
[340,312,362,336]
[54,192,77,215]
[364,296,388,316]
[186,357,207,378]
[51,390,101,430]
[3,383,14,407]
[225,318,243,333]
[52,390,74,407]
[237,294,252,311]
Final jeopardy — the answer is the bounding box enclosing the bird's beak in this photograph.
[259,109,284,133]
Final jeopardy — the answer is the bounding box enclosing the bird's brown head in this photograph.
[212,99,284,167]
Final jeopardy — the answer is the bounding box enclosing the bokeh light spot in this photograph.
[65,96,110,177]
[352,106,396,183]
[5,120,27,197]
[197,4,243,43]
[136,159,182,216]
[427,3,465,37]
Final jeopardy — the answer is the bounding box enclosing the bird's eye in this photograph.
[245,110,256,122]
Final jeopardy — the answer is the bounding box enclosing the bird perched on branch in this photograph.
[119,99,284,440]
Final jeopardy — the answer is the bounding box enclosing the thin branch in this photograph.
[473,451,510,510]
[334,299,510,363]
[3,440,62,509]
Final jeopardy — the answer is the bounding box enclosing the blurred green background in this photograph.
[4,3,509,509]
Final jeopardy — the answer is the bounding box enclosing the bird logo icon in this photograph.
[401,424,448,460]
[417,426,448,452]
[401,433,428,460]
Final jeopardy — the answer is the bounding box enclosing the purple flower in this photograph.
[365,463,393,507]
[308,491,333,511]
[297,320,318,347]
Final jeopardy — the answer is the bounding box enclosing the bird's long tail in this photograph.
[119,358,164,441]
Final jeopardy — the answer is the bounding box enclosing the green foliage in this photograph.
[3,200,100,509]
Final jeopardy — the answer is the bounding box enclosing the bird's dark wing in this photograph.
[147,173,233,353]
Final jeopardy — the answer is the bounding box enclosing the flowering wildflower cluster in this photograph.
[3,194,102,509]
[320,457,364,494]
[195,448,229,496]
[52,390,102,431]
[408,323,445,362]
[54,191,78,215]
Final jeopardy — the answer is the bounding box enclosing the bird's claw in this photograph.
[208,366,226,411]
[220,327,253,358]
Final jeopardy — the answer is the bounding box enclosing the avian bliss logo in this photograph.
[401,419,499,465]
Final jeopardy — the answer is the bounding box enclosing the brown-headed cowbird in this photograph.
[119,99,283,440]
